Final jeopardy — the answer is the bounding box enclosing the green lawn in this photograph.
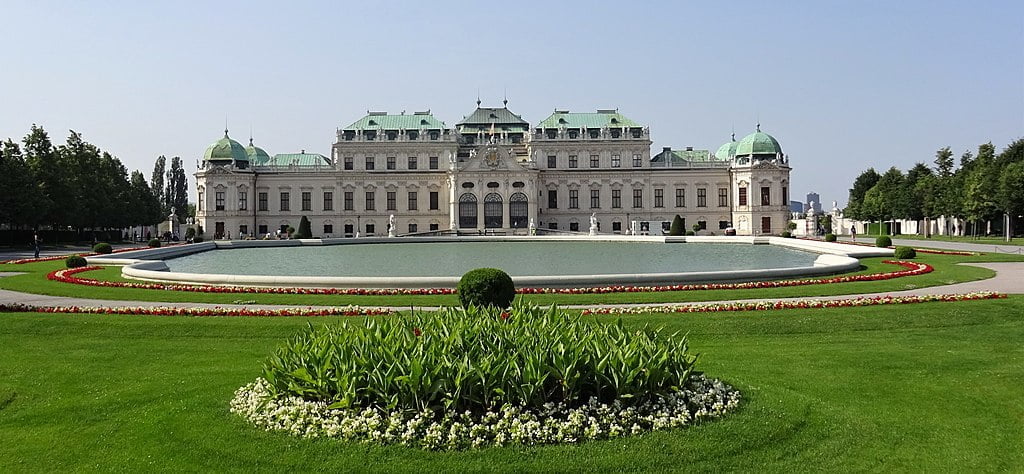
[2,252,1022,306]
[0,298,1021,471]
[884,234,1022,247]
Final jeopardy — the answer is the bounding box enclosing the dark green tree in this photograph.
[294,216,313,239]
[668,215,684,236]
[845,168,880,221]
[167,156,188,222]
[23,125,70,229]
[0,139,38,228]
[152,156,166,216]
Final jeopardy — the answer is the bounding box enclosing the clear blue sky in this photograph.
[2,1,1021,207]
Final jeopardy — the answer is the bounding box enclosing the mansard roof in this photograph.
[456,106,529,127]
[536,110,642,129]
[650,147,719,164]
[343,111,446,131]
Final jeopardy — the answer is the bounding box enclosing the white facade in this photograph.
[195,106,792,238]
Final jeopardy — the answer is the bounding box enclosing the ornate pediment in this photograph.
[459,145,531,172]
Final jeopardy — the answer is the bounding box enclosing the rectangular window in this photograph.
[611,154,621,168]
[386,156,396,170]
[324,224,333,235]
[301,192,311,211]
[654,188,664,208]
[408,156,417,170]
[386,191,396,211]
[632,189,643,208]
[612,189,621,208]
[429,191,439,210]
[719,221,730,230]
[344,191,353,211]
[612,221,621,233]
[429,156,439,169]
[632,153,642,167]
[739,187,748,206]
[782,186,789,206]
[761,216,772,233]
[408,223,418,233]
[343,157,353,170]
[258,224,268,235]
[569,222,579,232]
[366,223,375,235]
[568,155,577,168]
[238,191,247,211]
[718,188,728,207]
[548,222,558,230]
[698,220,707,230]
[590,154,599,168]
[697,188,707,207]
[323,192,333,211]
[761,187,771,206]
[590,189,600,208]
[365,156,375,170]
[408,191,417,211]
[547,155,556,168]
[429,223,438,231]
[215,192,225,211]
[258,192,268,211]
[365,191,375,210]
[548,190,558,209]
[344,224,353,236]
[675,188,685,207]
[569,189,579,209]
[280,192,290,211]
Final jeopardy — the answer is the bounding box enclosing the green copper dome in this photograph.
[245,138,271,165]
[734,127,783,157]
[714,139,738,160]
[203,130,249,163]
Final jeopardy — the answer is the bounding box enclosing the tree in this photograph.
[23,125,70,229]
[668,215,683,236]
[166,156,188,222]
[152,156,166,216]
[846,168,881,221]
[0,139,38,228]
[998,161,1024,236]
[903,162,933,221]
[294,216,313,239]
[934,147,954,178]
[863,167,906,234]
[128,170,163,226]
[962,143,1000,236]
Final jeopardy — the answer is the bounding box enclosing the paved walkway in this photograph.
[0,262,1020,312]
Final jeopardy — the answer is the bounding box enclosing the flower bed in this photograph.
[0,303,391,317]
[231,303,740,449]
[231,374,739,450]
[48,260,933,296]
[581,292,1006,315]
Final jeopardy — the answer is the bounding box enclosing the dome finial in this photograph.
[756,122,761,132]
[476,89,481,107]
[224,117,229,137]
[503,87,508,107]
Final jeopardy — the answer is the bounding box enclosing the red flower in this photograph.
[500,311,510,320]
[412,327,422,337]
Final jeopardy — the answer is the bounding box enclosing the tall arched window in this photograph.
[459,193,477,228]
[509,192,528,228]
[484,193,503,228]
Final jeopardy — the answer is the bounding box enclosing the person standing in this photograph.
[850,226,857,242]
[32,233,41,259]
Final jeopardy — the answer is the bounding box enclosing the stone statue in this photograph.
[528,218,536,235]
[388,214,396,237]
[589,213,598,236]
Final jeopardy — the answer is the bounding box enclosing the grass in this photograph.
[0,298,1021,471]
[2,252,1023,306]
[874,234,1022,247]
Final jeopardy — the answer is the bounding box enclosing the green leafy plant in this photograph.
[668,215,684,236]
[148,238,161,248]
[824,233,837,242]
[92,242,112,254]
[876,236,892,247]
[261,303,697,415]
[893,246,917,259]
[293,216,312,239]
[685,230,695,236]
[780,231,792,238]
[65,255,87,268]
[184,227,196,240]
[457,268,515,309]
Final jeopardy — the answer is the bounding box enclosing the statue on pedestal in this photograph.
[589,213,598,236]
[388,214,396,237]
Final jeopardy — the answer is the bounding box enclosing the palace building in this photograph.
[194,102,791,238]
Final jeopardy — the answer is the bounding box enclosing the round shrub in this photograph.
[824,233,837,242]
[780,231,792,238]
[457,268,515,309]
[876,235,892,247]
[92,242,112,254]
[685,230,695,236]
[192,236,204,243]
[148,238,161,248]
[65,255,87,268]
[893,246,917,259]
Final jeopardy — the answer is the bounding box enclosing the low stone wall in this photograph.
[117,236,867,289]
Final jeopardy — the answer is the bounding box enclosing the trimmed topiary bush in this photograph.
[65,255,87,268]
[293,216,312,239]
[92,242,112,254]
[668,215,684,236]
[824,233,837,242]
[457,267,516,309]
[192,236,204,243]
[876,236,892,247]
[893,246,917,259]
[148,238,161,248]
[780,231,792,238]
[685,230,695,236]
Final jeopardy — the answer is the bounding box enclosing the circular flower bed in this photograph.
[0,303,391,317]
[47,260,933,296]
[230,303,740,449]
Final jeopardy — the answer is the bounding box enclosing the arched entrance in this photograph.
[484,193,503,228]
[509,192,528,228]
[459,193,477,228]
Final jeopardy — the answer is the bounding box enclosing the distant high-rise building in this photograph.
[805,192,822,214]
